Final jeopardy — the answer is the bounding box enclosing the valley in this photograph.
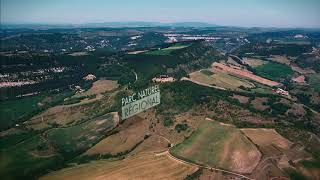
[1,26,320,180]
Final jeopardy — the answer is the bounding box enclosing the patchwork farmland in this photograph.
[211,62,281,87]
[189,70,255,90]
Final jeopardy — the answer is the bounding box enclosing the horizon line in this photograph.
[2,21,320,29]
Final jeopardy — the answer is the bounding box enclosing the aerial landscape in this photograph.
[1,0,320,179]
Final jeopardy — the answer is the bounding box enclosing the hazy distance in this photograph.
[1,0,320,28]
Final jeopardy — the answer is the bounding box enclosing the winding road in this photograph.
[133,71,138,83]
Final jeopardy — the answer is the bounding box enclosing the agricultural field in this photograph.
[254,62,294,81]
[170,119,261,174]
[250,158,286,180]
[84,115,149,155]
[73,79,118,98]
[232,94,249,104]
[242,128,311,160]
[26,101,99,130]
[292,75,306,84]
[242,128,311,159]
[250,97,269,111]
[199,69,214,76]
[127,50,149,54]
[144,43,189,56]
[291,64,316,74]
[196,168,241,180]
[241,129,293,155]
[130,135,169,155]
[274,39,311,45]
[162,44,189,50]
[46,112,119,158]
[60,80,119,107]
[189,70,255,90]
[241,128,315,179]
[211,62,281,87]
[68,52,88,56]
[294,160,320,179]
[242,57,268,67]
[267,55,291,65]
[40,153,197,180]
[26,85,119,130]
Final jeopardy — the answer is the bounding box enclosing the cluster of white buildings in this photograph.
[83,74,96,81]
[0,80,37,88]
[152,75,176,83]
[85,45,95,52]
[164,34,222,41]
[275,88,290,96]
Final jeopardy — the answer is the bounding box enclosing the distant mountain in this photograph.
[83,22,219,28]
[83,22,161,28]
[1,22,220,29]
[166,22,219,27]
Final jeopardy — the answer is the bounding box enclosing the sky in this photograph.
[1,0,320,28]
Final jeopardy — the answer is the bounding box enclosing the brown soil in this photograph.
[251,97,269,111]
[292,75,306,83]
[241,129,293,150]
[84,114,149,155]
[286,103,306,118]
[250,158,287,180]
[154,110,206,146]
[130,135,169,155]
[268,55,291,65]
[27,103,94,130]
[73,80,118,98]
[30,138,57,158]
[40,154,197,180]
[207,100,274,126]
[68,52,88,56]
[0,128,24,137]
[232,94,249,104]
[291,64,315,74]
[199,169,239,180]
[243,57,268,67]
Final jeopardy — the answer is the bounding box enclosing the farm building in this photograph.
[152,75,176,83]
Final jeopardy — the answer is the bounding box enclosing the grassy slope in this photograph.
[170,120,260,173]
[84,116,148,155]
[308,73,320,92]
[254,62,293,81]
[0,91,73,131]
[46,113,116,158]
[0,135,64,180]
[144,44,189,56]
[0,130,36,149]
